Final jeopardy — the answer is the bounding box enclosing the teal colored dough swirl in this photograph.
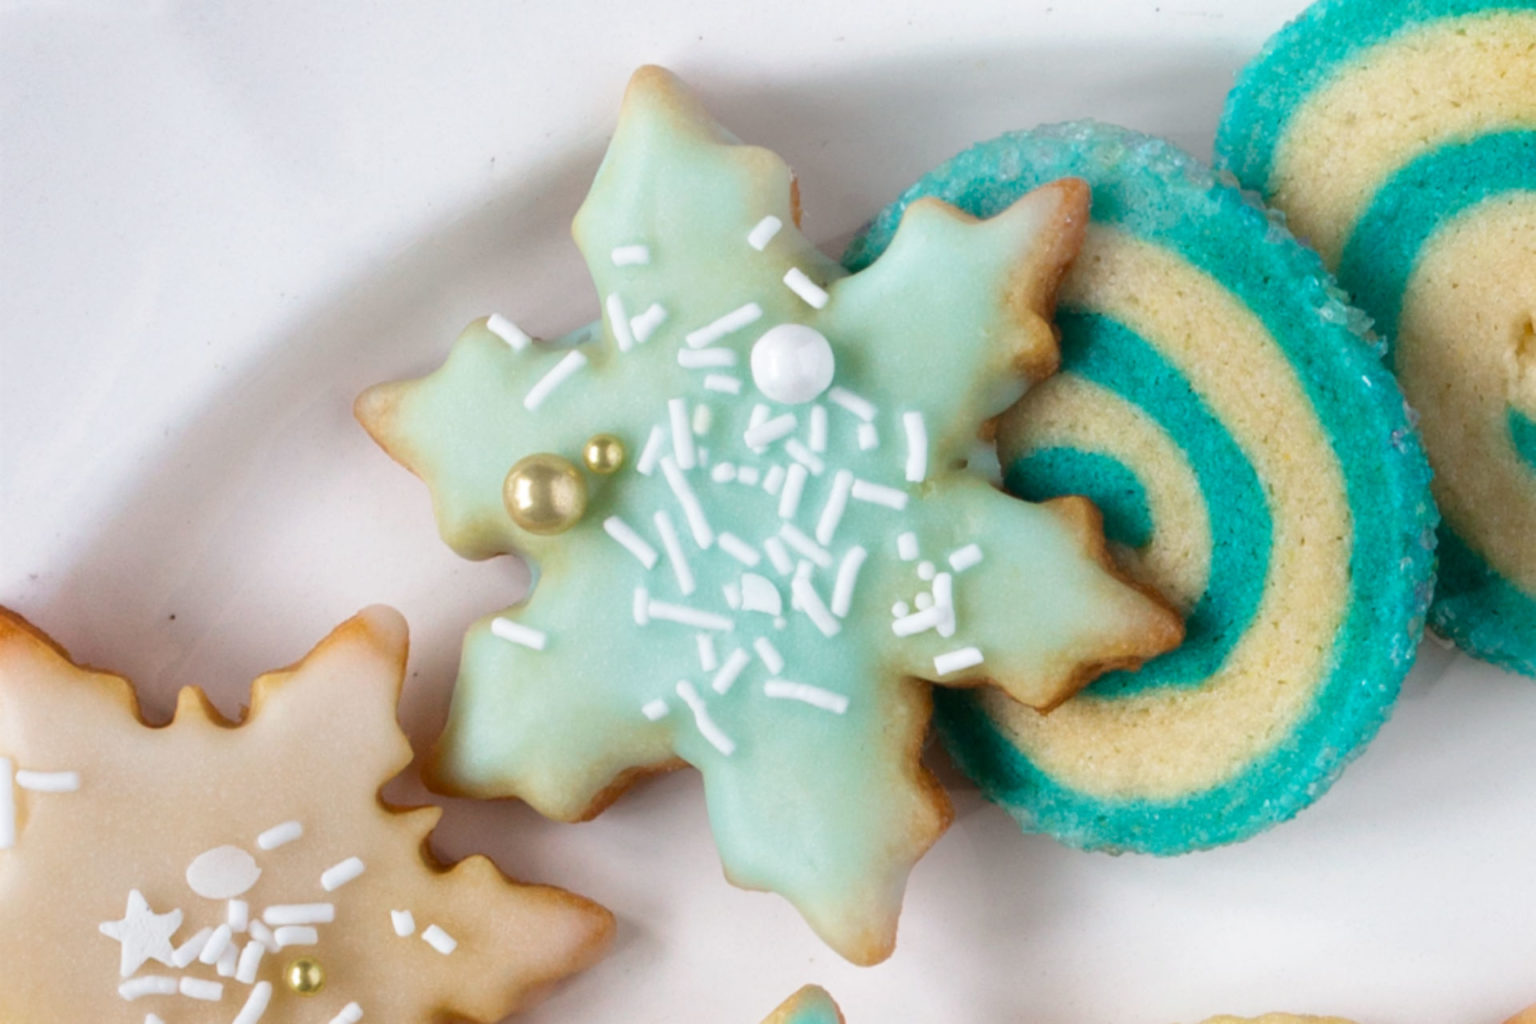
[1216,0,1536,675]
[845,123,1438,853]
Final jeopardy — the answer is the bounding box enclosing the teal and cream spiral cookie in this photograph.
[845,123,1438,853]
[1216,0,1536,675]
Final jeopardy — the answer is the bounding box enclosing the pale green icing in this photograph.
[363,67,1173,962]
[766,987,843,1024]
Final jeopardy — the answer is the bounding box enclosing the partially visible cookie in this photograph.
[0,606,613,1023]
[1197,1016,1357,1024]
[358,67,1179,961]
[1216,0,1536,674]
[760,986,844,1024]
[847,122,1436,853]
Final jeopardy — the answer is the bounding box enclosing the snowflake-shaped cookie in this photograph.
[357,66,1181,964]
[0,606,612,1023]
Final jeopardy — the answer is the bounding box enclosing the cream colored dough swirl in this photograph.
[984,230,1350,799]
[1002,373,1212,612]
[1397,195,1536,593]
[1272,11,1536,262]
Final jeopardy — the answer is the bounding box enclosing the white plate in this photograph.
[3,2,1534,1021]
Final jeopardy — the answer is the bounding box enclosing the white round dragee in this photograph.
[749,323,837,405]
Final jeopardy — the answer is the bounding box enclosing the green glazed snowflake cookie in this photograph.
[357,67,1180,964]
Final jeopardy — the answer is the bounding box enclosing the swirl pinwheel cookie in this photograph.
[356,67,1180,962]
[0,606,613,1023]
[847,123,1436,853]
[1216,0,1536,674]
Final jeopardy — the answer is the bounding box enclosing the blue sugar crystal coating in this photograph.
[1217,0,1536,676]
[845,122,1438,854]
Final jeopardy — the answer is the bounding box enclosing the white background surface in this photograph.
[2,2,1534,1021]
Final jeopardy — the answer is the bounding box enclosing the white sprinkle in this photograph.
[653,510,696,596]
[762,464,787,496]
[180,977,224,1001]
[815,470,855,546]
[934,647,985,676]
[747,215,783,250]
[692,403,713,436]
[676,681,735,756]
[857,422,879,450]
[171,927,213,968]
[903,411,929,482]
[764,681,850,715]
[232,982,273,1024]
[933,571,957,637]
[736,465,760,486]
[783,267,830,308]
[320,857,366,892]
[745,404,771,451]
[851,479,909,510]
[604,516,659,569]
[486,313,531,351]
[948,543,984,572]
[918,560,936,581]
[611,244,650,266]
[892,606,945,637]
[660,457,714,549]
[753,637,786,675]
[263,903,336,926]
[892,602,910,618]
[723,582,742,609]
[642,699,670,721]
[763,536,794,576]
[636,425,666,476]
[199,924,233,965]
[648,601,734,631]
[119,977,177,1001]
[633,587,651,625]
[740,574,783,616]
[329,1002,364,1024]
[792,561,814,608]
[832,545,868,618]
[779,523,833,568]
[785,439,824,475]
[915,592,934,611]
[15,770,79,792]
[711,649,752,694]
[668,397,697,470]
[236,940,265,984]
[677,347,737,368]
[227,900,249,933]
[717,532,762,567]
[704,373,743,394]
[422,924,458,955]
[778,463,808,519]
[490,617,547,651]
[248,920,277,953]
[685,302,762,348]
[630,302,668,344]
[0,758,14,851]
[605,293,635,353]
[523,350,587,411]
[808,404,828,452]
[273,925,318,949]
[390,909,417,938]
[216,942,239,977]
[147,1014,167,1024]
[696,633,719,672]
[792,575,841,636]
[744,413,797,449]
[828,386,876,421]
[897,532,919,561]
[711,462,737,483]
